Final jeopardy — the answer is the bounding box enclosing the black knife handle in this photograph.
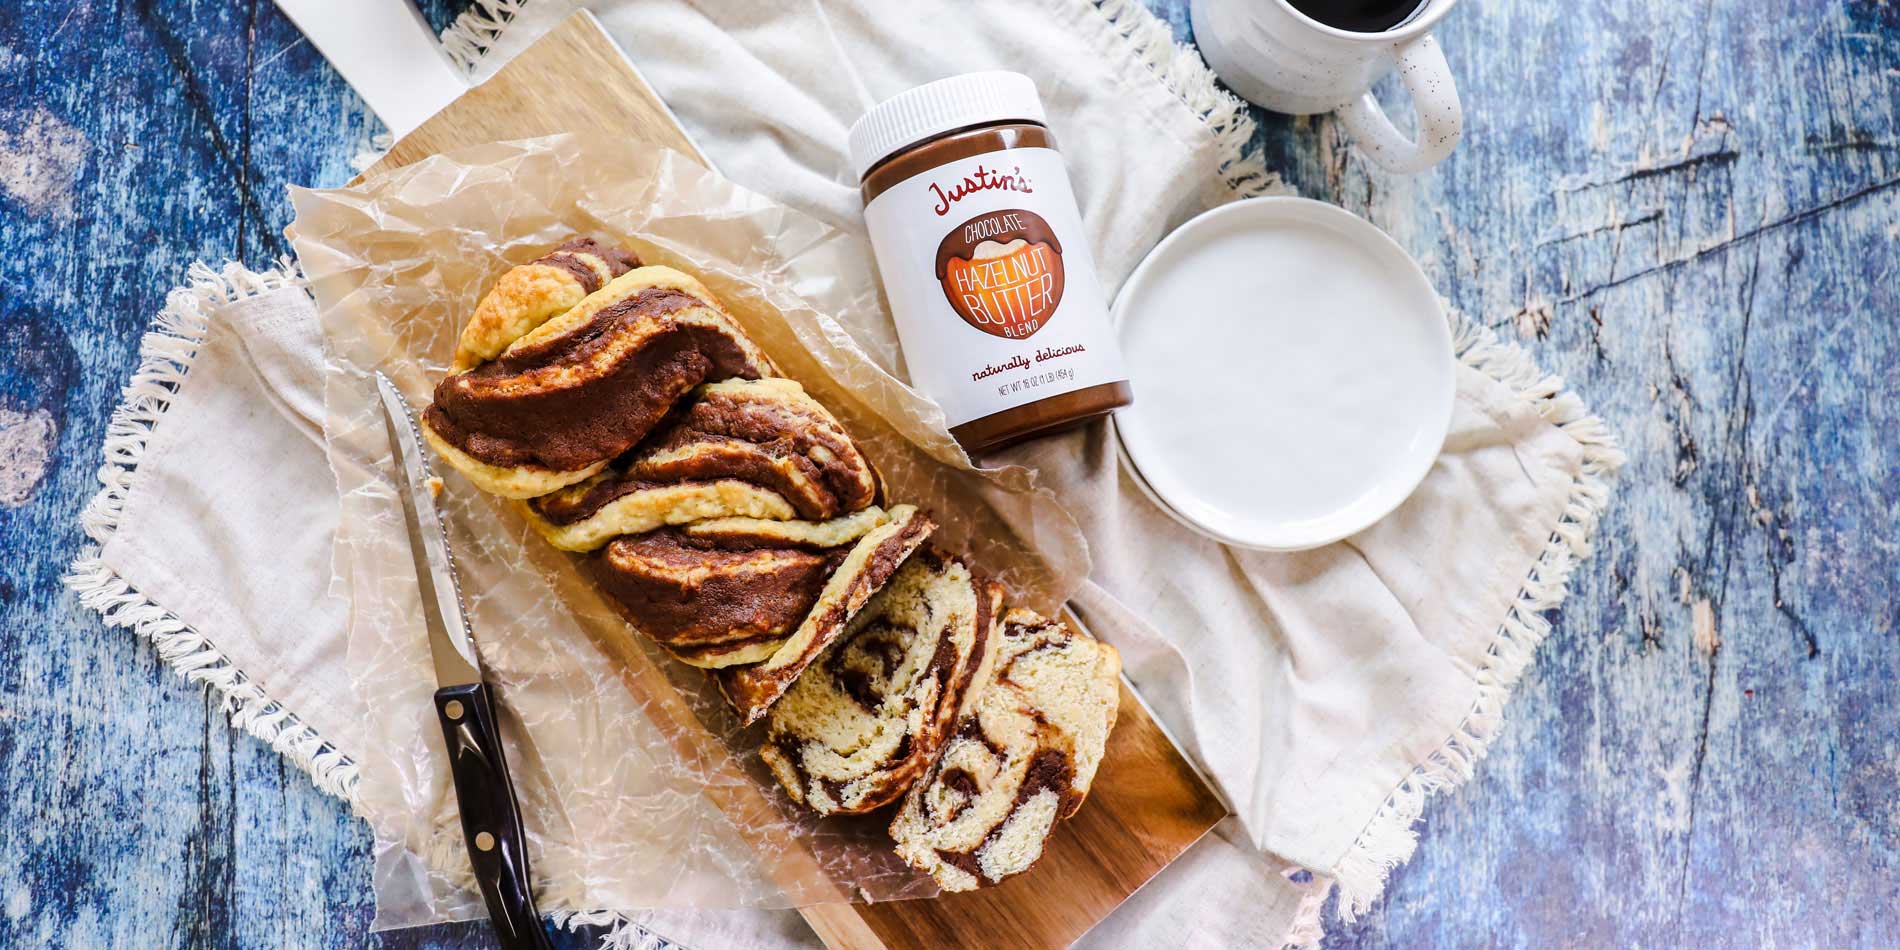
[434,682,554,950]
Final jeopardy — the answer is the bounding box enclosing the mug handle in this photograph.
[1338,33,1463,174]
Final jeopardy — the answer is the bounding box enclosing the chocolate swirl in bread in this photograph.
[422,266,775,498]
[516,377,880,552]
[761,550,1001,815]
[594,527,833,668]
[720,505,934,723]
[522,473,796,553]
[629,378,878,520]
[682,507,893,550]
[587,507,895,668]
[453,238,642,372]
[889,609,1120,891]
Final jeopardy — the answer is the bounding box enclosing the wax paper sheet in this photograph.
[285,135,1090,928]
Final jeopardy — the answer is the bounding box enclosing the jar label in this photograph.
[865,146,1127,429]
[935,207,1066,340]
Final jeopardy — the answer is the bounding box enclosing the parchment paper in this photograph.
[285,134,1090,927]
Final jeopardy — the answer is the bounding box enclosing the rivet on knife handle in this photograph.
[434,681,553,950]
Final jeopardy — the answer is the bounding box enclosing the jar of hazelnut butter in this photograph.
[849,71,1132,454]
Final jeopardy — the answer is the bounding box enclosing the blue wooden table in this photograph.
[3,1,1895,947]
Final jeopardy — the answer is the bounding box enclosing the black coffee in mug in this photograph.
[1287,0,1427,33]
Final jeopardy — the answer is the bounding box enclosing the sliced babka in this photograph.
[889,608,1120,891]
[719,505,934,723]
[761,550,1001,815]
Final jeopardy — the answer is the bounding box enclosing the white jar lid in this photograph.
[847,71,1047,180]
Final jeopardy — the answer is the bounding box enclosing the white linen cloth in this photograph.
[67,1,1622,947]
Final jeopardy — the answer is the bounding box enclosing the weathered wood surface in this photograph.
[0,0,1893,947]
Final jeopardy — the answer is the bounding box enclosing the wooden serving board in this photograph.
[368,12,1227,947]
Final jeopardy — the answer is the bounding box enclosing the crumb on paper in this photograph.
[427,476,445,499]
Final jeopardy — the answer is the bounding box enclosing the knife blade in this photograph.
[376,371,482,688]
[375,372,553,950]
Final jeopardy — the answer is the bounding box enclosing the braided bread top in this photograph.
[424,242,906,717]
[452,238,641,371]
[423,264,776,498]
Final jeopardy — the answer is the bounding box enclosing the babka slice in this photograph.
[889,609,1120,892]
[627,378,878,521]
[589,508,894,668]
[761,550,1002,815]
[720,505,934,723]
[452,237,641,371]
[422,266,775,498]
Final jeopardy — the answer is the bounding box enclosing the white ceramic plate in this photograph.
[1111,197,1454,551]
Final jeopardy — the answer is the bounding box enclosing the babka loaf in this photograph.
[589,507,899,668]
[421,239,1135,885]
[761,550,1001,815]
[422,265,775,498]
[515,377,880,552]
[889,609,1120,891]
[719,506,935,722]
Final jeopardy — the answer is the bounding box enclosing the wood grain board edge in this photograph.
[801,904,892,950]
[853,681,1227,949]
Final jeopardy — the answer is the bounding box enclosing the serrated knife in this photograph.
[374,372,553,950]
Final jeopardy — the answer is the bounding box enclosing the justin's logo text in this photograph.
[929,164,1034,216]
[933,208,1066,340]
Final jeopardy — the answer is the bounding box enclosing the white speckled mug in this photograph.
[1191,0,1463,173]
